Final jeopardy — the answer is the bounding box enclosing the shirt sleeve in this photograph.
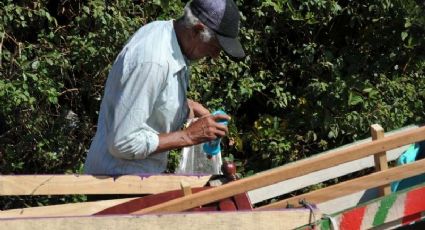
[104,59,168,160]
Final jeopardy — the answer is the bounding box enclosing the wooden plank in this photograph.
[0,198,137,218]
[0,209,321,230]
[257,158,425,210]
[371,124,391,196]
[248,125,417,204]
[0,174,211,195]
[130,126,425,214]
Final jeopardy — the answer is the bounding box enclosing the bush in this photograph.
[190,0,425,174]
[0,0,183,174]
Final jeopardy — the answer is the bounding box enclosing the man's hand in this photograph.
[155,113,231,153]
[187,99,210,118]
[183,113,231,145]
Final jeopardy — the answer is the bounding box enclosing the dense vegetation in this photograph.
[0,0,424,207]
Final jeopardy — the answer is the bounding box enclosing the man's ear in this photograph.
[192,23,205,34]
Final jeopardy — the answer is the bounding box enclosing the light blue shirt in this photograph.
[84,20,190,175]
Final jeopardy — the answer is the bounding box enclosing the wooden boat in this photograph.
[1,124,425,230]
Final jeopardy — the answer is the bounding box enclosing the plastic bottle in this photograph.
[203,110,228,157]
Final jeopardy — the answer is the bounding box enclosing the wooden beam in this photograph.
[180,181,192,196]
[130,126,425,214]
[0,175,211,196]
[257,158,425,210]
[0,198,137,218]
[371,124,391,196]
[0,209,321,230]
[248,127,413,204]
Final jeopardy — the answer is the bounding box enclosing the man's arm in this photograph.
[154,113,230,153]
[106,62,166,160]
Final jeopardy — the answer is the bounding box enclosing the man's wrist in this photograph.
[156,130,194,153]
[180,129,194,146]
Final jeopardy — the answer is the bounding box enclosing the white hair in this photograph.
[179,3,215,43]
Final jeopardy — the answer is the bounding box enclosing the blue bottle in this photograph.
[203,110,228,156]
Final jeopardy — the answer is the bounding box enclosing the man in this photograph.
[84,0,245,175]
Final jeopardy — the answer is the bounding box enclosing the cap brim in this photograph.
[217,35,245,59]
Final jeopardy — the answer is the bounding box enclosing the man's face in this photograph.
[186,27,222,60]
[202,35,222,59]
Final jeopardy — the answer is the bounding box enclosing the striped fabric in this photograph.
[303,184,425,229]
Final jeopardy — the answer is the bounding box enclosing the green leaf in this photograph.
[31,61,40,70]
[46,59,53,65]
[401,31,408,41]
[348,92,363,106]
[83,6,90,14]
[153,0,169,8]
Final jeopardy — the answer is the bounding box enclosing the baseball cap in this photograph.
[190,0,245,59]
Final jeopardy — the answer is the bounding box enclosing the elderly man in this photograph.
[84,0,245,175]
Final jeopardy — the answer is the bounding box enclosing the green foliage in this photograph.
[0,0,424,208]
[0,0,185,174]
[189,0,425,174]
[0,0,185,208]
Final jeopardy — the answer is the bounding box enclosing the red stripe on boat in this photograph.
[402,186,425,225]
[340,206,367,230]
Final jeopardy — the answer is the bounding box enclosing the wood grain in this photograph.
[0,174,211,195]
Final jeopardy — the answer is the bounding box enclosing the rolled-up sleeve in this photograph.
[104,60,167,160]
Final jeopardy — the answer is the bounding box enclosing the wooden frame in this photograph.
[1,124,424,223]
[129,125,425,214]
[257,158,425,210]
[247,125,417,204]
